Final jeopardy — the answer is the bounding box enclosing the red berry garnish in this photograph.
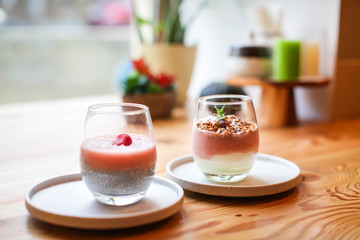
[112,134,132,146]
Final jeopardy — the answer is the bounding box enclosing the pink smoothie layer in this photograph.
[81,134,156,171]
[192,128,259,160]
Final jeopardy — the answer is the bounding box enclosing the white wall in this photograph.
[186,0,340,121]
[186,0,247,98]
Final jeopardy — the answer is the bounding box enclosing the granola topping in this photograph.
[196,114,257,135]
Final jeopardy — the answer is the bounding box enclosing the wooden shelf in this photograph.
[227,76,331,127]
[228,76,330,87]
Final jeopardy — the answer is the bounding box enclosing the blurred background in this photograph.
[0,0,131,103]
[0,0,358,122]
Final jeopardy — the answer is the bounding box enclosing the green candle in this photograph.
[273,39,301,81]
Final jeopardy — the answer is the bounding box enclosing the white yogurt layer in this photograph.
[194,152,256,175]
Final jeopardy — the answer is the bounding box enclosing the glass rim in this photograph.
[198,94,252,105]
[88,103,149,115]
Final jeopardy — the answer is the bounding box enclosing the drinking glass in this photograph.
[192,95,259,183]
[80,103,156,206]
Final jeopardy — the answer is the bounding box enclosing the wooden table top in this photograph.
[1,95,360,239]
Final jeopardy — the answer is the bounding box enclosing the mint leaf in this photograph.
[214,106,226,120]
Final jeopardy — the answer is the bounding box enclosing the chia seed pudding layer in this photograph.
[81,164,155,196]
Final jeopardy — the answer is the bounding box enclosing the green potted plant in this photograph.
[132,0,206,105]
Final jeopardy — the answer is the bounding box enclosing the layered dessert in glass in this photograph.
[192,95,259,182]
[81,103,156,206]
[81,134,156,201]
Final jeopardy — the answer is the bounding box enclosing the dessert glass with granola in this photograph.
[192,95,259,182]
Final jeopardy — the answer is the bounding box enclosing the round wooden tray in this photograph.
[166,153,301,197]
[25,174,184,229]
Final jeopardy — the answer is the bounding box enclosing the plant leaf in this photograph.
[214,106,226,120]
[164,0,183,43]
[136,16,152,25]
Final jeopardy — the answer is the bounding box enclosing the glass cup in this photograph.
[80,103,157,206]
[192,95,259,183]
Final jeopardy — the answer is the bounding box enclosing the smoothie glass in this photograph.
[192,95,259,183]
[80,103,156,206]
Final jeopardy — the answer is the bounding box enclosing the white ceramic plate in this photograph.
[166,153,301,197]
[25,173,184,229]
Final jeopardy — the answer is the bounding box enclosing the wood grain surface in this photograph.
[1,95,360,240]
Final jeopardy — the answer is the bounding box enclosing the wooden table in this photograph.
[227,77,330,128]
[1,95,360,239]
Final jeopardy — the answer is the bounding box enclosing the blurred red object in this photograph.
[132,58,175,88]
[155,73,175,88]
[132,59,153,78]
